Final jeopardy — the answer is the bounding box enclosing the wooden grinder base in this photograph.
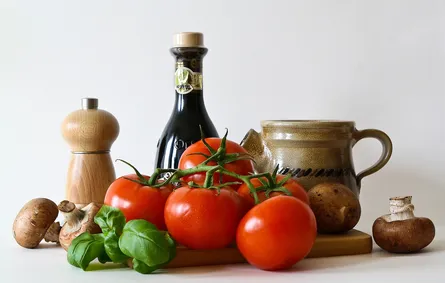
[166,229,372,268]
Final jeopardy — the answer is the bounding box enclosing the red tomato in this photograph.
[236,196,317,271]
[178,138,254,190]
[164,186,245,249]
[237,175,309,206]
[104,174,173,230]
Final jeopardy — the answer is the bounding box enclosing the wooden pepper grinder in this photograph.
[61,98,119,206]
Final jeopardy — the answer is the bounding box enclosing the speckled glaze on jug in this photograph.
[240,120,393,197]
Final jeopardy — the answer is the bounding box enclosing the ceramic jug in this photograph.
[240,120,392,197]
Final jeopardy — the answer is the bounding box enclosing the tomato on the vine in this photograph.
[164,186,246,250]
[178,137,254,190]
[237,174,309,206]
[236,195,317,271]
[104,174,173,230]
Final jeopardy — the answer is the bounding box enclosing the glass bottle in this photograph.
[154,32,219,175]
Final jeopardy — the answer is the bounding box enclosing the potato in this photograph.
[308,182,361,234]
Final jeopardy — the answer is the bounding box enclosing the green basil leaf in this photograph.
[67,232,105,271]
[132,259,160,274]
[130,232,177,274]
[98,249,112,264]
[164,232,177,265]
[119,220,170,267]
[104,230,129,263]
[67,250,81,268]
[94,205,126,236]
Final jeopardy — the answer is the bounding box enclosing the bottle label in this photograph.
[175,62,203,94]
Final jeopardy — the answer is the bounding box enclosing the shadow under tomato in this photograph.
[152,240,444,277]
[161,264,248,275]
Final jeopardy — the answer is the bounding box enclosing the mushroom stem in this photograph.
[58,200,86,231]
[58,200,102,251]
[385,196,415,222]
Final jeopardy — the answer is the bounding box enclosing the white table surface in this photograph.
[1,226,444,283]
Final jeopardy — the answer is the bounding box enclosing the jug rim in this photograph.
[261,120,355,128]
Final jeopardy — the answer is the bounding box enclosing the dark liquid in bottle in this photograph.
[154,46,219,174]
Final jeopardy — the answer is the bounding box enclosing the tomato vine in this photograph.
[117,128,293,205]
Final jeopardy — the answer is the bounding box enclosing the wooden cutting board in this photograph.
[166,229,372,268]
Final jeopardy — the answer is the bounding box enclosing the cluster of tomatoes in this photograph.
[103,136,317,271]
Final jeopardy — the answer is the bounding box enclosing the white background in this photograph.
[1,0,444,239]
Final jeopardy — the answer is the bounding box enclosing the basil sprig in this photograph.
[67,205,176,274]
[94,206,129,263]
[67,233,108,270]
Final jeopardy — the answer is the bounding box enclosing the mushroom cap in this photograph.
[13,198,59,248]
[372,216,435,253]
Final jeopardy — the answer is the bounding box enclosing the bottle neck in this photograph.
[174,92,205,112]
[171,47,208,110]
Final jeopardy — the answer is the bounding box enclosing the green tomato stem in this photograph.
[203,167,219,188]
[148,168,177,187]
[118,128,295,206]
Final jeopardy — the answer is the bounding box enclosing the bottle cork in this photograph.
[173,32,204,48]
[61,98,119,206]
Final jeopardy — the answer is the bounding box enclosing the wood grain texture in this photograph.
[65,153,116,205]
[62,107,119,205]
[61,109,119,152]
[165,229,372,268]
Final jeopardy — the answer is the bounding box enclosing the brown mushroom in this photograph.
[58,200,102,251]
[43,222,62,243]
[372,196,435,253]
[13,198,59,248]
[307,182,361,234]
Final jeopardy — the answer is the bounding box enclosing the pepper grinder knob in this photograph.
[61,98,119,206]
[81,97,98,110]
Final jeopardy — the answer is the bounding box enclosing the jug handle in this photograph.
[352,129,393,187]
